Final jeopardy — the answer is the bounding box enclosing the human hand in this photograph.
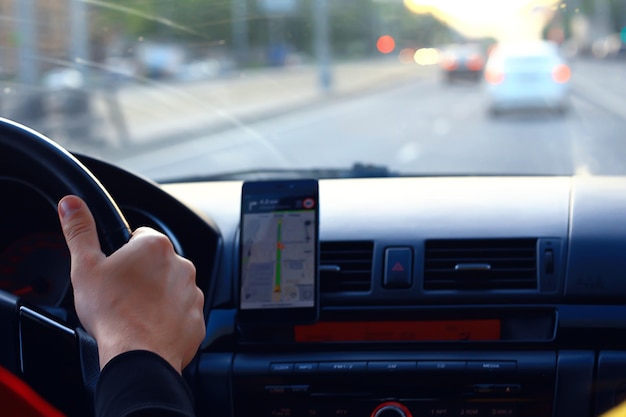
[57,195,205,374]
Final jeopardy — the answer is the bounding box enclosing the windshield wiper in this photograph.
[159,162,396,183]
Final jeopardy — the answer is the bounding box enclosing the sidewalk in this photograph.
[89,59,435,154]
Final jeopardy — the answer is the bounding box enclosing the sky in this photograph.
[404,0,564,40]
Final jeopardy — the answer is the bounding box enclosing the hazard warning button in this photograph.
[383,248,413,289]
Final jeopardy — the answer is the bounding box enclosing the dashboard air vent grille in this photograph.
[320,241,373,293]
[424,239,538,290]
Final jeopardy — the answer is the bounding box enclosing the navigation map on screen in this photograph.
[240,195,316,310]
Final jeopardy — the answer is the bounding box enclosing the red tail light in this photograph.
[466,54,484,71]
[441,57,458,71]
[551,64,571,83]
[485,68,504,85]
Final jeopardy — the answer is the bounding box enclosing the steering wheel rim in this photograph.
[0,117,131,254]
[0,117,132,415]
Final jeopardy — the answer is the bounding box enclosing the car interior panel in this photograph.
[2,0,626,416]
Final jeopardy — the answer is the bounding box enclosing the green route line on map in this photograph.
[274,217,283,293]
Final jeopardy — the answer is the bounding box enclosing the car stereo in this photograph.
[232,351,556,417]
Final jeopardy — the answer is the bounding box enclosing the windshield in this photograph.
[0,0,624,181]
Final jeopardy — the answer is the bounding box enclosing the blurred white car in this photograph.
[42,68,85,90]
[484,41,571,115]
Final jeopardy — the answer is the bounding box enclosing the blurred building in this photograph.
[0,0,72,78]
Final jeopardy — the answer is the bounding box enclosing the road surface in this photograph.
[105,57,626,180]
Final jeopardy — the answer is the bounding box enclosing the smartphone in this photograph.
[239,179,319,324]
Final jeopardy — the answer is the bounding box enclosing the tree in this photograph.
[92,0,232,50]
[91,0,453,64]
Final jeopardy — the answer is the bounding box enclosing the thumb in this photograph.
[58,195,104,267]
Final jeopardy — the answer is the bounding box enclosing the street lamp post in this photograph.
[70,0,90,80]
[232,0,250,66]
[313,0,332,92]
[16,0,37,85]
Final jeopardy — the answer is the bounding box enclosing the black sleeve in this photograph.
[95,350,196,417]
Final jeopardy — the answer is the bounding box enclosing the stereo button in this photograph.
[319,361,367,373]
[269,406,294,417]
[458,405,489,417]
[458,406,483,416]
[417,361,466,370]
[473,384,494,394]
[466,361,516,371]
[270,363,294,373]
[368,361,417,372]
[493,384,521,394]
[265,385,289,394]
[487,406,516,416]
[426,406,452,416]
[264,384,310,395]
[295,362,318,373]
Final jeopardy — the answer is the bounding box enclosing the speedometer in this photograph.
[0,232,70,307]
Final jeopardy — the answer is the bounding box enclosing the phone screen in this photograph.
[239,180,318,322]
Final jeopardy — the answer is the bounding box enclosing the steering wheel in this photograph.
[0,118,132,415]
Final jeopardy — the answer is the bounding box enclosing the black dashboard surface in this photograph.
[36,156,626,416]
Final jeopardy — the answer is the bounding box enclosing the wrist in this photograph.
[97,340,183,374]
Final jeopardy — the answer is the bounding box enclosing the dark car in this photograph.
[439,43,485,83]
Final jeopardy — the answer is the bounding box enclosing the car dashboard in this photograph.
[168,174,626,417]
[6,154,626,417]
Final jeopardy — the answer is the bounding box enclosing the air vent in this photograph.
[320,241,373,293]
[424,239,538,290]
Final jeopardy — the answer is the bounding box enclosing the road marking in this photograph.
[572,76,626,121]
[396,142,422,164]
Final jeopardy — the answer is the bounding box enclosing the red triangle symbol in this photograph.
[391,262,404,272]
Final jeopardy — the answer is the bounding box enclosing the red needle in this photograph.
[13,285,34,296]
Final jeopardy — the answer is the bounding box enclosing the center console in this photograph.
[233,351,556,417]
